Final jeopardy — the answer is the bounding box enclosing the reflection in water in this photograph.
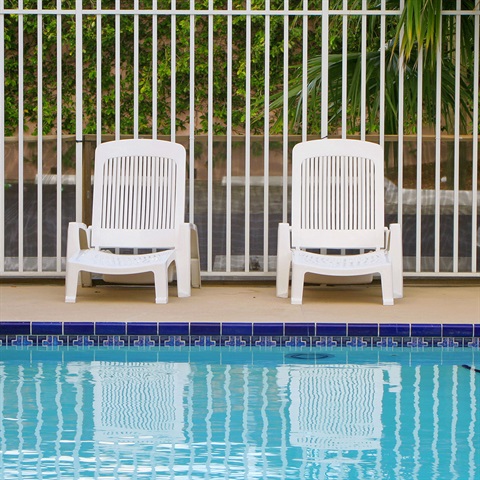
[0,350,478,479]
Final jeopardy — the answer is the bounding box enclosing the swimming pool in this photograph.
[0,346,478,479]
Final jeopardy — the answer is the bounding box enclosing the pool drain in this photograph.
[285,353,334,361]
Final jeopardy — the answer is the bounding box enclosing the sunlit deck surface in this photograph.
[1,279,478,325]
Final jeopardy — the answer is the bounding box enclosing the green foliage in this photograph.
[3,0,478,138]
[274,0,478,135]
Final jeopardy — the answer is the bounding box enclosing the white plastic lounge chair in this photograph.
[276,139,403,305]
[65,139,200,304]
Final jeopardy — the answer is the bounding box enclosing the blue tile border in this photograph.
[0,321,478,348]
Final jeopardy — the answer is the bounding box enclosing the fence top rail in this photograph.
[1,7,479,15]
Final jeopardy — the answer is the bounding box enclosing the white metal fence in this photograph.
[1,1,479,278]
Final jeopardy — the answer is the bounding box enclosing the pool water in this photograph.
[0,347,478,479]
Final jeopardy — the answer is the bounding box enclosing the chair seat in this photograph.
[292,249,389,274]
[70,249,175,273]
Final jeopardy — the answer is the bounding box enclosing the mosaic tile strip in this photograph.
[0,334,479,348]
[0,321,478,347]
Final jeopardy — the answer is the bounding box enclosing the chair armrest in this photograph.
[66,222,90,260]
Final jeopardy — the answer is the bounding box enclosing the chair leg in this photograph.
[380,266,394,306]
[81,271,93,287]
[65,265,80,303]
[153,264,169,304]
[175,224,192,298]
[190,224,201,288]
[276,223,291,298]
[290,265,305,305]
[390,223,404,299]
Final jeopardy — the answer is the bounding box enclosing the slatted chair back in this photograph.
[91,139,186,250]
[291,139,385,250]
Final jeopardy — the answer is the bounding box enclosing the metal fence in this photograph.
[1,1,479,278]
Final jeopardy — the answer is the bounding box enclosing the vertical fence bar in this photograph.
[263,0,271,272]
[397,0,404,230]
[434,22,442,273]
[415,48,423,272]
[152,0,158,138]
[133,0,139,138]
[115,0,121,140]
[452,1,461,272]
[56,0,63,272]
[282,0,289,222]
[226,0,233,271]
[171,0,176,140]
[244,0,252,272]
[341,0,347,137]
[379,0,386,148]
[75,0,83,222]
[207,0,213,272]
[37,0,43,271]
[189,0,195,224]
[301,0,308,141]
[360,0,367,140]
[96,0,102,146]
[321,0,328,138]
[18,0,24,270]
[0,0,5,273]
[472,4,479,272]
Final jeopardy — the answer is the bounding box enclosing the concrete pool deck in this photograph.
[1,279,479,325]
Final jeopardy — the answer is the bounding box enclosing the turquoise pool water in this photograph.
[0,347,478,479]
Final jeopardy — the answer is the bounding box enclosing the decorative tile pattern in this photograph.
[285,336,307,347]
[224,336,247,347]
[437,337,459,348]
[346,337,368,348]
[42,335,63,347]
[133,335,156,347]
[0,321,478,348]
[163,335,186,347]
[377,337,398,348]
[468,338,480,348]
[11,335,33,347]
[407,337,429,348]
[102,335,125,347]
[255,336,277,347]
[72,335,95,347]
[316,336,337,348]
[194,335,217,347]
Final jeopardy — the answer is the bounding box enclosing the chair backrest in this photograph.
[90,139,186,249]
[291,139,385,250]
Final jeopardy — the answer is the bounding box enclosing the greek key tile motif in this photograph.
[346,337,367,348]
[285,337,307,348]
[377,337,398,348]
[133,336,156,347]
[407,337,429,348]
[437,338,459,348]
[224,336,247,347]
[72,335,95,347]
[102,335,125,347]
[163,336,186,347]
[255,336,276,347]
[468,338,480,348]
[10,335,33,347]
[316,336,338,348]
[194,336,217,347]
[42,335,63,347]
